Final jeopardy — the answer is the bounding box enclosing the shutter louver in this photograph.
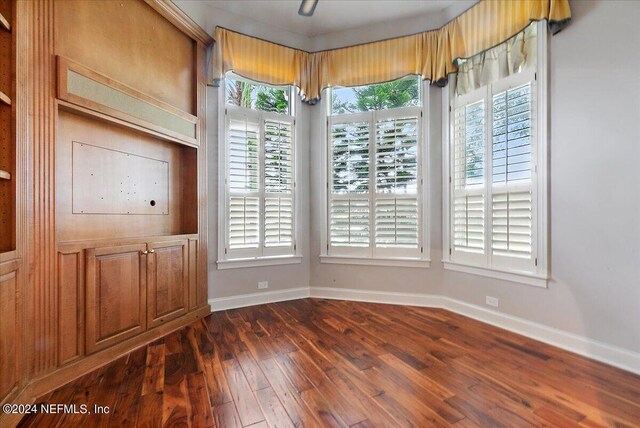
[265,197,293,247]
[229,196,259,249]
[264,119,293,193]
[492,83,533,184]
[375,117,418,194]
[453,100,485,254]
[453,194,485,252]
[375,197,419,248]
[492,191,532,258]
[228,117,259,193]
[331,122,370,194]
[330,198,369,247]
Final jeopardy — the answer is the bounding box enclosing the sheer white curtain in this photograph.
[455,23,537,96]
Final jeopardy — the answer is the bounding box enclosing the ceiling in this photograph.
[196,0,457,37]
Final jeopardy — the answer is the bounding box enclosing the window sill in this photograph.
[442,260,548,288]
[217,255,302,270]
[320,255,430,268]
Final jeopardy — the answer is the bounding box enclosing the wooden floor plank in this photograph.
[17,299,640,428]
[255,387,296,428]
[221,358,265,426]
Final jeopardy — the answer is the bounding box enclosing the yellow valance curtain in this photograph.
[211,0,571,103]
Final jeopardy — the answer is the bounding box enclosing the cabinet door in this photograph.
[147,239,188,328]
[0,260,19,401]
[86,244,147,353]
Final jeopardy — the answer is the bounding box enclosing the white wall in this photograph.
[442,0,640,353]
[186,0,640,354]
[310,0,640,354]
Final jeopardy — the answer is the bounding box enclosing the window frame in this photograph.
[217,77,302,269]
[320,78,431,268]
[442,21,548,287]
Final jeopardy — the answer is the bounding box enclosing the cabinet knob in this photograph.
[141,250,149,255]
[149,249,155,253]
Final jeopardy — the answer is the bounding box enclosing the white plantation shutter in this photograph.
[328,108,423,258]
[375,198,418,248]
[491,81,535,267]
[452,99,485,258]
[264,119,293,192]
[491,189,532,258]
[330,198,370,247]
[453,194,484,253]
[375,117,418,194]
[265,197,293,247]
[329,119,371,252]
[264,117,294,251]
[228,196,259,249]
[224,106,296,259]
[374,115,420,254]
[228,117,260,193]
[331,121,370,194]
[448,70,538,274]
[227,114,260,255]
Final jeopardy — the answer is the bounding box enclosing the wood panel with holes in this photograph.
[0,0,14,254]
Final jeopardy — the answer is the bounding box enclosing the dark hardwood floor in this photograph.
[18,299,640,427]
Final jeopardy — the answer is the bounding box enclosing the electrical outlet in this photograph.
[486,296,499,307]
[258,281,269,290]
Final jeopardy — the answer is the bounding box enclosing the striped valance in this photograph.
[211,0,571,103]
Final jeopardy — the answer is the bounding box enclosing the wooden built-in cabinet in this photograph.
[85,244,148,353]
[0,0,212,424]
[147,239,190,328]
[85,238,195,354]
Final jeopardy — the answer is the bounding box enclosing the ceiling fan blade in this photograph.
[298,0,319,17]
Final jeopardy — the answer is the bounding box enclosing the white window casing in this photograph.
[443,21,548,287]
[322,80,430,266]
[218,82,300,269]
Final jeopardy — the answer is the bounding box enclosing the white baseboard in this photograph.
[209,287,310,312]
[310,286,640,375]
[309,286,442,307]
[209,285,640,375]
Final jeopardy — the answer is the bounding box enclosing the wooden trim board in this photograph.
[143,0,213,46]
[57,56,199,146]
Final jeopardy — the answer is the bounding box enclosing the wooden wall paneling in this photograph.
[188,238,197,310]
[0,259,19,401]
[54,0,195,114]
[24,0,57,378]
[57,249,84,365]
[195,42,208,308]
[147,239,189,328]
[85,244,148,354]
[181,142,198,234]
[12,0,29,404]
